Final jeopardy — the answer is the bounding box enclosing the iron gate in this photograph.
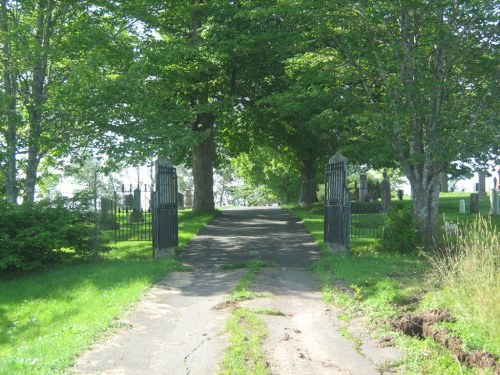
[100,184,153,242]
[350,202,385,238]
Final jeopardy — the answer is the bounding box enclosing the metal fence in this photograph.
[101,185,154,242]
[350,202,385,238]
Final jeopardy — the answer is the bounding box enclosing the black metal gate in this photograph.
[105,185,153,242]
[324,154,351,252]
[350,202,385,238]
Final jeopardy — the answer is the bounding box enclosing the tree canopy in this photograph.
[1,0,497,246]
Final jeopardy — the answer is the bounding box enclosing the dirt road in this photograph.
[72,207,401,375]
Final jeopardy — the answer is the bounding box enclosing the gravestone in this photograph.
[478,173,486,196]
[359,174,368,202]
[100,197,116,229]
[153,158,178,258]
[128,188,144,223]
[490,178,499,216]
[380,172,392,211]
[177,192,185,209]
[324,153,351,255]
[470,193,480,214]
[124,193,134,208]
[459,199,466,214]
[397,189,404,200]
[185,189,192,208]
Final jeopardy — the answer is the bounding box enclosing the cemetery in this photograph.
[0,1,499,374]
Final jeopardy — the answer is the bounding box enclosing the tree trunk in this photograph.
[439,171,448,192]
[1,0,18,204]
[406,167,441,249]
[22,2,52,205]
[298,158,318,207]
[192,113,215,213]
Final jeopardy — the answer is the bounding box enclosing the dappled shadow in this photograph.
[180,207,322,270]
[0,207,322,353]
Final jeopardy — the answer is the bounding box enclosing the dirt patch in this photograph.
[393,309,499,373]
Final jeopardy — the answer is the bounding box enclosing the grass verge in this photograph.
[422,217,499,356]
[287,198,499,374]
[0,209,214,374]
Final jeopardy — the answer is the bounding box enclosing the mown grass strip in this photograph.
[229,259,272,302]
[218,308,270,375]
[218,258,272,374]
[0,209,215,375]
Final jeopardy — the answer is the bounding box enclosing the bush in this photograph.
[0,198,102,271]
[378,204,417,253]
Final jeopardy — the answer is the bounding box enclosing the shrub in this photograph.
[0,198,103,271]
[378,204,417,253]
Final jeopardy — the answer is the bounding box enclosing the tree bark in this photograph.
[405,164,442,249]
[1,0,18,203]
[22,1,53,205]
[298,158,318,207]
[192,113,215,213]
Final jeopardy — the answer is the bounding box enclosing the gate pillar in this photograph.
[153,158,178,258]
[324,153,351,255]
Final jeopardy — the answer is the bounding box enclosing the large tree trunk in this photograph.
[22,2,52,205]
[439,171,448,192]
[1,0,18,204]
[405,164,442,249]
[192,113,215,213]
[298,158,318,207]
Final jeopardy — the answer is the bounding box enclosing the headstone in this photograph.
[359,174,368,202]
[470,193,480,214]
[128,188,144,223]
[324,153,351,255]
[177,192,185,209]
[490,187,499,216]
[153,158,178,258]
[100,197,116,229]
[380,172,392,211]
[478,173,486,196]
[397,189,404,200]
[459,199,466,214]
[185,189,192,208]
[124,193,134,207]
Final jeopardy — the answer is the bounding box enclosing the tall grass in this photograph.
[423,217,499,355]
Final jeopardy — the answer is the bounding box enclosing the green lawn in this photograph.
[0,209,215,375]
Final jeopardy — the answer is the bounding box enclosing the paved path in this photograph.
[72,207,400,375]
